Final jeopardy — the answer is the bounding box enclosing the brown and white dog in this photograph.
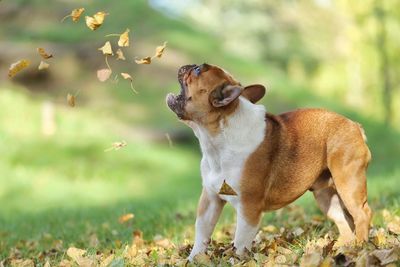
[166,64,372,260]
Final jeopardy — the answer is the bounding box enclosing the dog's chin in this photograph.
[166,93,186,120]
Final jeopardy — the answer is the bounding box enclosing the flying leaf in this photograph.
[104,141,127,152]
[120,73,137,94]
[85,12,107,30]
[218,180,237,196]
[67,94,76,107]
[97,68,112,82]
[116,49,126,60]
[8,59,30,78]
[118,213,134,224]
[71,8,85,22]
[61,8,85,22]
[118,29,130,47]
[37,48,53,59]
[135,57,151,65]
[98,41,113,56]
[38,61,49,71]
[153,41,167,58]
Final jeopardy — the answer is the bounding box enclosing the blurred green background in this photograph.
[0,0,399,259]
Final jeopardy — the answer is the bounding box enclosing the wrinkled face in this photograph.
[166,63,240,121]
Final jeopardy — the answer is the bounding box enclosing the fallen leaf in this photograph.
[67,94,76,107]
[38,61,49,70]
[370,248,400,265]
[8,59,30,78]
[119,213,134,224]
[135,57,152,65]
[383,209,400,235]
[104,141,127,152]
[116,49,126,60]
[372,228,387,247]
[218,180,237,196]
[193,253,211,265]
[66,247,86,262]
[100,254,115,267]
[37,47,53,59]
[300,252,322,267]
[153,41,167,58]
[97,68,112,82]
[118,29,130,47]
[98,41,113,56]
[85,12,107,30]
[61,7,85,22]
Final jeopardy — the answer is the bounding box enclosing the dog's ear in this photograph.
[210,84,242,107]
[241,84,266,103]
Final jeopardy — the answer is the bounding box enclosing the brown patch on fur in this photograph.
[183,65,241,136]
[240,109,371,233]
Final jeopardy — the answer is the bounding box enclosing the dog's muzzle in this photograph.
[166,64,197,119]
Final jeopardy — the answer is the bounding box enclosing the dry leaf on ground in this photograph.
[135,57,151,65]
[8,59,30,78]
[119,213,134,224]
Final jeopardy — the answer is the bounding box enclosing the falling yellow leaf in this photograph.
[218,180,237,195]
[97,68,112,82]
[8,59,30,78]
[37,47,53,59]
[135,56,151,65]
[38,61,49,71]
[98,41,113,56]
[120,73,137,94]
[153,41,167,58]
[118,29,130,47]
[67,94,76,107]
[116,48,126,60]
[85,12,107,30]
[71,8,85,22]
[118,213,134,224]
[104,141,127,152]
[61,8,85,22]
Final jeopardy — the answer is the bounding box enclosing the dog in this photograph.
[166,64,372,260]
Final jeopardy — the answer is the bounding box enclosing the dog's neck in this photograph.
[189,97,266,156]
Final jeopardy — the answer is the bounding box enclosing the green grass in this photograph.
[0,0,399,263]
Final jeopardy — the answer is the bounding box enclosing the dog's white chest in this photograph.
[192,97,267,207]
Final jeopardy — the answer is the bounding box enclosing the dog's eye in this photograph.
[194,66,201,76]
[187,96,192,101]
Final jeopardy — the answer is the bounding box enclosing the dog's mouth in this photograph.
[166,64,196,120]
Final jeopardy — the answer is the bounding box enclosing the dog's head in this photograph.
[166,63,266,123]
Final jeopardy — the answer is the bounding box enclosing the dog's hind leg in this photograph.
[327,140,372,243]
[312,183,355,244]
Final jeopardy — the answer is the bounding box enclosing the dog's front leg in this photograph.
[233,208,261,256]
[188,188,225,261]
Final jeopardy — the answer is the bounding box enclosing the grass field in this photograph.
[0,0,399,265]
